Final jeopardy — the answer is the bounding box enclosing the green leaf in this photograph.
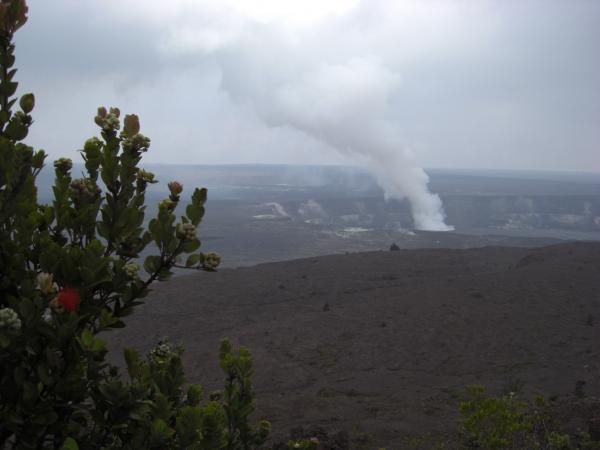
[77,329,94,351]
[13,367,25,385]
[18,298,35,321]
[99,308,117,329]
[186,204,201,226]
[152,394,173,422]
[32,149,46,169]
[186,188,208,226]
[124,348,141,379]
[182,238,200,254]
[96,222,109,241]
[19,93,35,114]
[193,187,208,205]
[0,334,10,349]
[7,68,17,81]
[144,255,161,274]
[149,418,175,446]
[60,437,79,450]
[92,336,106,353]
[5,120,28,141]
[185,253,201,267]
[22,381,38,405]
[148,218,161,236]
[176,406,204,446]
[0,80,18,97]
[181,239,200,253]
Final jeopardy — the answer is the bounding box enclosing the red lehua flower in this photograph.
[57,287,80,312]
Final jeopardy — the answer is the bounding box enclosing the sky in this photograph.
[13,0,600,173]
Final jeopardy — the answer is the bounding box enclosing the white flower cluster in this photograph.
[150,340,173,359]
[202,252,221,271]
[121,133,150,153]
[69,178,100,203]
[124,263,139,279]
[154,342,172,357]
[94,107,121,132]
[0,307,21,331]
[137,169,156,184]
[149,340,176,364]
[176,223,196,241]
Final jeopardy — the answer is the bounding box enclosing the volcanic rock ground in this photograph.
[108,242,600,448]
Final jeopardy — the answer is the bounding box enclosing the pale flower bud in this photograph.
[36,272,56,295]
[19,93,34,114]
[168,181,183,196]
[53,158,72,176]
[159,199,176,211]
[123,114,140,136]
[0,307,21,331]
[124,263,139,279]
[42,308,53,324]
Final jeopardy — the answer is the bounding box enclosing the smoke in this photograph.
[298,199,328,219]
[218,49,453,231]
[265,202,290,219]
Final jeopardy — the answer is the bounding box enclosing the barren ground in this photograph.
[107,242,600,448]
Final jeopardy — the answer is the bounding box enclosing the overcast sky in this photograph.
[14,0,600,172]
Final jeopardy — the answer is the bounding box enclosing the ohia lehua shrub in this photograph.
[0,1,268,448]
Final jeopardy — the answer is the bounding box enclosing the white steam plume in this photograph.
[217,37,453,231]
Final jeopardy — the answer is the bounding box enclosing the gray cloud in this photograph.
[13,0,600,175]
